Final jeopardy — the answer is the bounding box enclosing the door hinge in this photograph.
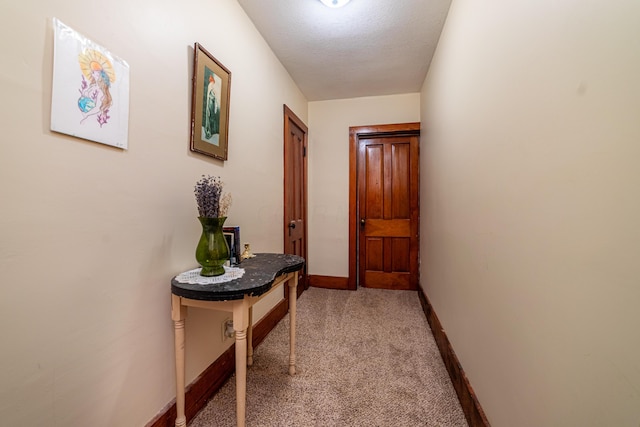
[303,146,307,157]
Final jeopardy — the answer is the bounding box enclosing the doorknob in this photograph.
[289,221,296,229]
[360,218,366,226]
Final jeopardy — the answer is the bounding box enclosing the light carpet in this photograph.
[189,287,468,427]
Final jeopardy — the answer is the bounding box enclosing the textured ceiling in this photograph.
[237,0,452,101]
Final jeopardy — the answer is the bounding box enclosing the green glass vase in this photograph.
[195,216,229,277]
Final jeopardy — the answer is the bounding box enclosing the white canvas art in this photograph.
[51,18,130,149]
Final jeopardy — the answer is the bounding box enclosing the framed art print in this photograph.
[51,18,130,149]
[223,226,241,265]
[190,43,231,161]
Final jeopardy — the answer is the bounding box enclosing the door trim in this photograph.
[283,104,309,293]
[348,122,420,290]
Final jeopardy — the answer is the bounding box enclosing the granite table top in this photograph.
[171,253,305,301]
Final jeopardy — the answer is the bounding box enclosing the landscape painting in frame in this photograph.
[51,18,130,149]
[190,43,231,161]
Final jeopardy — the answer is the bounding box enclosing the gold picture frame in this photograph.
[190,43,231,160]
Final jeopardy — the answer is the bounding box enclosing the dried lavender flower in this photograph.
[219,193,232,217]
[194,175,231,218]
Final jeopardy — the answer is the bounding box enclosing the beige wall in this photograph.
[421,1,640,426]
[307,94,420,277]
[0,0,306,425]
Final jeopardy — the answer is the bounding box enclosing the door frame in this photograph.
[283,104,309,293]
[348,122,420,290]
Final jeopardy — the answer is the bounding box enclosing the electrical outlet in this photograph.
[222,318,235,341]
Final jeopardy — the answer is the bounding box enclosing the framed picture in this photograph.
[223,226,241,265]
[190,42,231,161]
[51,18,130,149]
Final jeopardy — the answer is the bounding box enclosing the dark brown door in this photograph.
[284,105,308,295]
[357,131,419,290]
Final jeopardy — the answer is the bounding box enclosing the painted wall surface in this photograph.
[420,1,640,426]
[0,0,307,425]
[307,94,420,277]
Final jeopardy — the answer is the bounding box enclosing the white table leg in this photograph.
[171,295,187,427]
[247,306,253,366]
[234,328,247,427]
[288,273,298,375]
[233,300,250,427]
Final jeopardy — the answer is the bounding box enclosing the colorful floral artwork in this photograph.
[51,18,130,149]
[77,49,115,127]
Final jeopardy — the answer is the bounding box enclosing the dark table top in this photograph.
[171,253,305,301]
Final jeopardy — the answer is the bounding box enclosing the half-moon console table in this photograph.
[170,253,305,427]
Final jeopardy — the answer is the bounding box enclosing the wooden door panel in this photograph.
[358,134,419,291]
[365,219,410,237]
[365,145,384,218]
[391,143,411,218]
[391,238,410,272]
[365,238,384,271]
[284,105,308,295]
[364,271,411,289]
[363,237,410,273]
[348,122,420,291]
[383,239,394,272]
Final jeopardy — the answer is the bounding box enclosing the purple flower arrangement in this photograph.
[194,175,232,218]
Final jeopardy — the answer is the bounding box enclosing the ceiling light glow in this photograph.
[319,0,351,8]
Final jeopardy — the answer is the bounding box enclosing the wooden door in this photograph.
[356,128,419,290]
[283,105,308,295]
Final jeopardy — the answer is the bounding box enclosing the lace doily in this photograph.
[175,266,245,285]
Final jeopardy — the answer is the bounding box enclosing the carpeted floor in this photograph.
[189,287,468,427]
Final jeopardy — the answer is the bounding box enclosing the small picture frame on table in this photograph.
[223,226,241,265]
[190,42,231,161]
